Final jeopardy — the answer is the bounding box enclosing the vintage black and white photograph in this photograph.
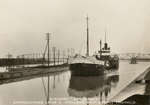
[0,0,150,105]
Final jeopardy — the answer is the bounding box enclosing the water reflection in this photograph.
[68,71,119,102]
[0,62,149,105]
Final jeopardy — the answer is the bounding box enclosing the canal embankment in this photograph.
[109,64,150,103]
[0,63,69,83]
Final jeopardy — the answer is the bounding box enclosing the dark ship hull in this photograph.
[96,55,119,70]
[106,56,119,69]
[69,63,104,76]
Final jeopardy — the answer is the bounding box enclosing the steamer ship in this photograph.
[69,16,105,76]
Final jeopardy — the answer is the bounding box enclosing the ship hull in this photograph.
[105,59,119,70]
[69,63,104,76]
[96,55,119,70]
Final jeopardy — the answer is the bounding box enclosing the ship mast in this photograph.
[86,16,89,56]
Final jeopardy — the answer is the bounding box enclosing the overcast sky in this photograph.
[0,0,150,57]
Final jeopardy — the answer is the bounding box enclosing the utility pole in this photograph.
[46,33,50,67]
[46,33,50,105]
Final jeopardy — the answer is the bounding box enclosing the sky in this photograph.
[0,0,150,57]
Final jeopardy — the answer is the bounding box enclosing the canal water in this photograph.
[0,61,150,105]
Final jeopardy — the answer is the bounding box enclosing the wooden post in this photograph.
[36,53,38,64]
[70,48,72,57]
[71,48,74,57]
[32,53,34,64]
[57,49,60,65]
[67,48,70,58]
[22,55,25,67]
[42,53,45,65]
[52,47,56,66]
[67,48,70,63]
[73,48,75,56]
[63,50,65,64]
